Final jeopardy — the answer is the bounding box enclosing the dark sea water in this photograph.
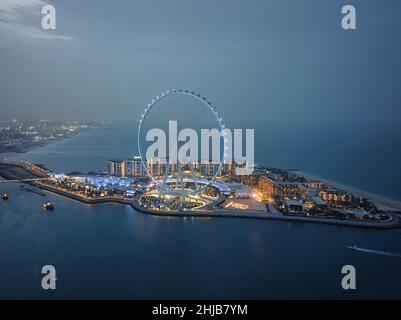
[1,126,401,299]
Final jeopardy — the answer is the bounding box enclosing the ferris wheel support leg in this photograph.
[177,163,185,207]
[159,163,170,201]
[188,161,199,191]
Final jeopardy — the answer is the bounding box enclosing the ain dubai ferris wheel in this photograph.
[137,89,229,211]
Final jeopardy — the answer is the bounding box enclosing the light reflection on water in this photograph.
[1,127,401,299]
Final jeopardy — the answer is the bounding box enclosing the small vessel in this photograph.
[346,245,401,258]
[43,201,54,210]
[2,193,8,201]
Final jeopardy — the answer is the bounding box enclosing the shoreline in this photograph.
[24,181,401,230]
[0,127,104,160]
[1,134,401,229]
[0,162,48,180]
[297,170,401,211]
[32,182,133,205]
[0,161,400,230]
[131,203,401,230]
[2,125,399,210]
[0,134,81,156]
[131,202,401,229]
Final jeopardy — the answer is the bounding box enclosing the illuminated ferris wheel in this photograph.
[137,89,227,208]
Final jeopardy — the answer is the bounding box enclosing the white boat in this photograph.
[346,244,358,251]
[345,245,401,258]
[43,202,54,210]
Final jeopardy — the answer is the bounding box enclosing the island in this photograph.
[1,159,400,230]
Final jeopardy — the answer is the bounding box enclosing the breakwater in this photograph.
[131,203,401,230]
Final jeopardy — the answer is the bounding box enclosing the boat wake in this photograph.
[346,245,401,258]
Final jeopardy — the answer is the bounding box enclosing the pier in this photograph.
[0,160,49,181]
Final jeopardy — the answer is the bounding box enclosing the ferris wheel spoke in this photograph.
[188,161,199,192]
[138,90,225,210]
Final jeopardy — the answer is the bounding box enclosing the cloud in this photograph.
[0,0,74,44]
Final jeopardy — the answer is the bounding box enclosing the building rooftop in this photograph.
[284,199,303,206]
[311,196,326,206]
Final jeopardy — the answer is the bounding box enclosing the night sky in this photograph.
[0,0,400,129]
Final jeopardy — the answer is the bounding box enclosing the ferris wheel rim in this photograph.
[137,89,226,196]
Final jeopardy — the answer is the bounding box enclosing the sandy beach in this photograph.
[298,171,401,211]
